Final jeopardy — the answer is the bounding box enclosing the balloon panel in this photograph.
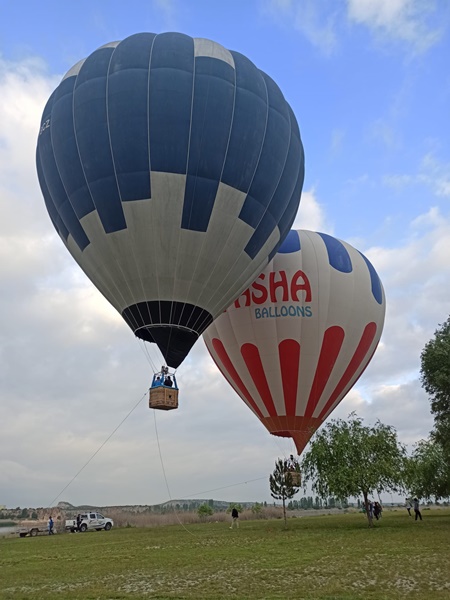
[36,33,305,367]
[204,230,386,454]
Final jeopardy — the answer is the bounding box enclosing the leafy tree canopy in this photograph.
[407,437,450,500]
[197,504,213,519]
[420,316,450,459]
[301,414,407,526]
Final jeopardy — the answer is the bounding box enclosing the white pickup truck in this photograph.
[65,512,113,533]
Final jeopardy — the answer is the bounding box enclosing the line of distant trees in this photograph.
[287,497,348,510]
[0,509,38,520]
[154,500,262,514]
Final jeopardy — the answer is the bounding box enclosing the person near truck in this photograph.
[76,514,82,531]
[48,516,54,535]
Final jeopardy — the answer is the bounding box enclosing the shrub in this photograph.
[197,504,214,519]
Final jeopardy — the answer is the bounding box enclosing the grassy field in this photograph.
[1,509,449,599]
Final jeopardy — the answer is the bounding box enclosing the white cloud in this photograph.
[383,152,450,197]
[419,153,450,197]
[358,207,450,389]
[292,3,339,56]
[263,0,443,53]
[347,0,442,52]
[331,381,433,449]
[292,188,333,233]
[382,173,414,189]
[262,0,341,55]
[0,57,59,195]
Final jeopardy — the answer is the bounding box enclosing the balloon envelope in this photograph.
[36,32,304,367]
[204,230,386,454]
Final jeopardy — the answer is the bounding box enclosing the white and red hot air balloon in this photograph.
[203,230,386,455]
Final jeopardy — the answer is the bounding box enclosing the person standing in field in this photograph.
[374,502,382,520]
[230,507,239,529]
[48,516,54,535]
[405,498,413,516]
[413,498,423,521]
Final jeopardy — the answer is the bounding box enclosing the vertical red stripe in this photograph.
[318,322,378,420]
[211,339,265,420]
[304,326,345,419]
[279,339,300,416]
[241,343,278,418]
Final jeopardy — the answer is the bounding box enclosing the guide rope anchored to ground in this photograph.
[45,391,148,510]
[45,389,269,526]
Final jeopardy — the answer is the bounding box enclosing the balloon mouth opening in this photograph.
[262,417,322,456]
[271,430,312,456]
[273,430,291,438]
[121,301,213,368]
[136,325,199,369]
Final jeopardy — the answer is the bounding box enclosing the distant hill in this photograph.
[57,499,256,515]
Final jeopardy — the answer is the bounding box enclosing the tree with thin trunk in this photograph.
[301,413,408,527]
[269,458,299,527]
[420,316,450,469]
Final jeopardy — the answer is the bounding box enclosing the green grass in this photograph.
[1,510,449,599]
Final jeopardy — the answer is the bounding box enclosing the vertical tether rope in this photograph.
[152,410,196,535]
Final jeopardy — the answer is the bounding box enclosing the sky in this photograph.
[0,0,449,509]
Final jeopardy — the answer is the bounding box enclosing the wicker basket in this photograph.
[149,386,179,410]
[288,471,301,486]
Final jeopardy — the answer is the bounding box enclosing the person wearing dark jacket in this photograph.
[374,502,382,520]
[230,507,239,529]
[413,498,423,521]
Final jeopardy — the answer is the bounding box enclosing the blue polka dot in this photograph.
[278,230,301,253]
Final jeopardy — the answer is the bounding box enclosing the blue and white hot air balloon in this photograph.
[36,32,304,368]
